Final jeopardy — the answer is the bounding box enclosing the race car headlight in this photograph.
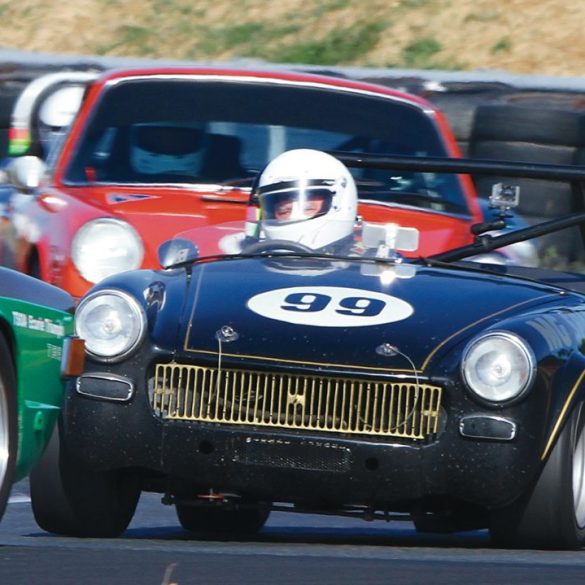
[72,218,144,284]
[461,332,536,403]
[75,290,146,361]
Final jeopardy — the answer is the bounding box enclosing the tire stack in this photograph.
[424,82,515,156]
[0,63,101,161]
[469,93,585,261]
[0,76,28,160]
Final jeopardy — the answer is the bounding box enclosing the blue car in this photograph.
[30,154,585,549]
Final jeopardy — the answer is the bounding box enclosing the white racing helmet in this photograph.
[255,149,357,249]
[38,85,85,128]
[37,85,86,154]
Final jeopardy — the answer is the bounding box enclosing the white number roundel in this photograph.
[246,286,413,327]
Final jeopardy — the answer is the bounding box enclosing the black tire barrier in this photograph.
[0,128,9,160]
[470,140,576,165]
[426,85,514,142]
[472,103,585,147]
[474,176,573,218]
[470,140,580,218]
[456,139,469,157]
[570,147,585,167]
[0,87,24,128]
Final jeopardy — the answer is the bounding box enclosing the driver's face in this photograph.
[274,194,325,221]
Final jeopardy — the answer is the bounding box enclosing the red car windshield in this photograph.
[63,78,471,217]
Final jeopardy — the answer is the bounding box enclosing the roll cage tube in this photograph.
[332,152,585,262]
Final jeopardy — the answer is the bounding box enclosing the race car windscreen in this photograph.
[63,78,470,216]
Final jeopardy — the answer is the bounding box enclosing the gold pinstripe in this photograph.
[420,294,558,371]
[183,293,558,375]
[540,368,585,461]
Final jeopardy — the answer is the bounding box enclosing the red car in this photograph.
[0,67,481,300]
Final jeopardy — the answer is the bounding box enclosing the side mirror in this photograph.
[6,156,46,193]
[157,238,199,269]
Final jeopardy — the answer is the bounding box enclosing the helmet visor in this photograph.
[258,180,334,223]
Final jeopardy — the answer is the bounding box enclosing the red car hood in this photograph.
[57,184,475,257]
[64,183,249,249]
[360,205,475,255]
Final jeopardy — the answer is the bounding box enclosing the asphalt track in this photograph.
[1,481,585,584]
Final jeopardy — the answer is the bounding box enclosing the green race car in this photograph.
[0,267,83,521]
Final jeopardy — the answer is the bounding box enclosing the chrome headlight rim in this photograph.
[461,330,536,406]
[72,217,144,284]
[75,288,146,363]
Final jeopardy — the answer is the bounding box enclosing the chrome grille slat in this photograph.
[152,363,442,440]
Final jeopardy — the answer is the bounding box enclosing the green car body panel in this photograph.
[0,298,73,479]
[0,267,76,483]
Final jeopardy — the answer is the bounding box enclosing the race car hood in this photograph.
[56,184,248,246]
[175,256,563,374]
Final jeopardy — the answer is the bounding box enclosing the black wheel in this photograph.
[242,239,313,254]
[490,402,585,549]
[0,334,17,522]
[30,422,140,537]
[176,502,270,536]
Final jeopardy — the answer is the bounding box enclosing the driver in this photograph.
[248,148,359,252]
[129,121,208,176]
[35,85,86,159]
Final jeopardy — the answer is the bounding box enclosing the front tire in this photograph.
[0,334,17,522]
[490,401,585,549]
[30,422,141,537]
[176,501,270,536]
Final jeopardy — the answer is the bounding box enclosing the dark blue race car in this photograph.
[30,154,585,550]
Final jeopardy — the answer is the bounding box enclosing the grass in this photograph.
[312,0,351,18]
[197,22,303,58]
[95,25,158,56]
[36,0,480,70]
[396,37,462,70]
[402,37,442,68]
[269,21,386,65]
[491,37,511,54]
[86,1,418,66]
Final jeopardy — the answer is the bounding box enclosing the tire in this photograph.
[0,127,9,160]
[176,501,270,536]
[570,147,585,168]
[30,422,141,537]
[456,140,469,157]
[0,87,22,128]
[470,140,576,166]
[473,176,574,218]
[490,401,585,549]
[0,334,17,522]
[469,141,579,220]
[427,86,513,141]
[472,104,585,146]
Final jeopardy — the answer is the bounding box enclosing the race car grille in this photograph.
[151,363,442,440]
